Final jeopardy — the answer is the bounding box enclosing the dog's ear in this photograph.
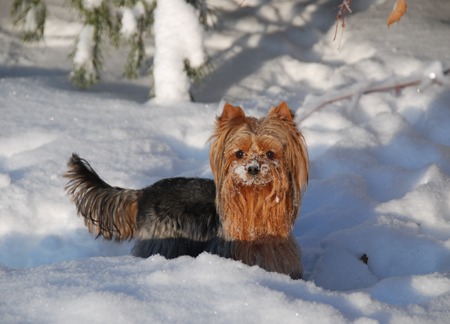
[268,102,294,122]
[219,103,246,123]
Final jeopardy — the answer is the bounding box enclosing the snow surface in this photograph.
[1,0,450,322]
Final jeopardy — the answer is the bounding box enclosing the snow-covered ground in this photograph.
[1,0,450,322]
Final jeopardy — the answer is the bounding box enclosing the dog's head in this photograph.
[209,102,308,240]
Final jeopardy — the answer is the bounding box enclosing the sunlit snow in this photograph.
[1,0,450,323]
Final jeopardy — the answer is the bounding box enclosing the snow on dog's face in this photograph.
[209,102,309,241]
[228,135,282,187]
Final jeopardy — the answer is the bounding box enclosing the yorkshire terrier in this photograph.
[64,102,309,279]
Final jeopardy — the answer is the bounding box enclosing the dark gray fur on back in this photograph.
[65,154,220,259]
[133,177,220,258]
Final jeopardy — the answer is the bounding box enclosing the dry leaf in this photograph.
[387,0,407,27]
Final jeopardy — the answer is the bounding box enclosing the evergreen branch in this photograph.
[123,0,156,79]
[184,58,213,85]
[69,24,100,88]
[11,0,209,98]
[11,0,46,42]
[123,35,145,79]
[68,1,116,88]
[186,0,217,28]
[69,66,98,89]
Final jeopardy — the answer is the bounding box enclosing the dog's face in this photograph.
[223,118,285,188]
[209,102,308,241]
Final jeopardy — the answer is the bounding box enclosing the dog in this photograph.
[64,102,309,279]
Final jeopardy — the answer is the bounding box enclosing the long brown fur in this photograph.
[210,102,308,239]
[65,102,309,279]
[208,102,309,277]
[65,156,141,241]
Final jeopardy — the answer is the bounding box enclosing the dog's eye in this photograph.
[235,150,244,159]
[266,151,275,159]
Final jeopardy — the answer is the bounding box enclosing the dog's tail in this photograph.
[64,153,141,241]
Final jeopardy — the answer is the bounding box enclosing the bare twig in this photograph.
[334,0,352,41]
[297,67,450,123]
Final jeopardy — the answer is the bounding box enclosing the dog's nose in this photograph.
[247,164,260,176]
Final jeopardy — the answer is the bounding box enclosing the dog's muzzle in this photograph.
[246,160,260,176]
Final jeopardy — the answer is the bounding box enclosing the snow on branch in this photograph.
[11,0,210,95]
[296,62,450,124]
[151,0,206,104]
[121,1,156,79]
[70,24,98,88]
[11,0,47,41]
[69,0,109,88]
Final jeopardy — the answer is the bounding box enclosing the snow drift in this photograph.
[1,0,450,322]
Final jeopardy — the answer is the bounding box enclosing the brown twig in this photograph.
[297,67,450,123]
[334,0,352,41]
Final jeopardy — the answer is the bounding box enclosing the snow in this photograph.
[120,2,146,39]
[152,0,206,103]
[233,158,272,186]
[24,5,38,33]
[83,0,103,11]
[120,8,139,38]
[1,0,450,322]
[72,24,95,75]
